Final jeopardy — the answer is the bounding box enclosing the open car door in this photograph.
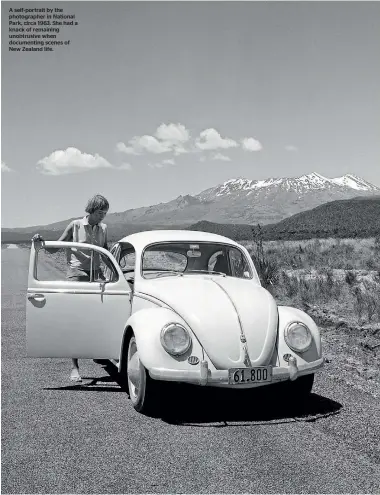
[26,240,132,359]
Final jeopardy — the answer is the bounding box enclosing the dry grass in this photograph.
[242,237,380,327]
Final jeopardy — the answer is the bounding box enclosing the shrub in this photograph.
[365,294,377,322]
[249,225,279,290]
[374,236,380,253]
[353,287,364,324]
[281,271,299,298]
[365,258,377,270]
[345,270,357,285]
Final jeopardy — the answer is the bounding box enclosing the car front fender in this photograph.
[277,306,322,368]
[121,307,205,373]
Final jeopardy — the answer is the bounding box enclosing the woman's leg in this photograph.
[66,269,91,381]
[70,359,81,382]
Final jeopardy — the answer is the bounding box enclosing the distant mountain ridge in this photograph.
[188,196,380,241]
[3,196,380,244]
[2,172,379,235]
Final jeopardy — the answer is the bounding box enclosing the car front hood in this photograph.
[137,276,278,369]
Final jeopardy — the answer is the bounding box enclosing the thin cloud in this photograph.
[132,135,172,154]
[117,135,171,155]
[118,163,132,171]
[212,153,231,161]
[285,145,298,152]
[195,128,238,151]
[241,137,263,152]
[173,146,188,156]
[1,161,12,172]
[37,147,113,175]
[149,158,175,169]
[116,142,140,155]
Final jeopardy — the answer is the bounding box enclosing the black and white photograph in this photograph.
[1,1,380,493]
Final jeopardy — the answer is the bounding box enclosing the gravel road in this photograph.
[2,246,380,494]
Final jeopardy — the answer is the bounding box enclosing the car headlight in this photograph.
[160,323,192,356]
[284,321,313,353]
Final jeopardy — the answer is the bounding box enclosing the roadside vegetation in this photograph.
[244,231,380,394]
[243,232,380,327]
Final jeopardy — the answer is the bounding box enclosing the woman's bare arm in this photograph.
[32,222,74,253]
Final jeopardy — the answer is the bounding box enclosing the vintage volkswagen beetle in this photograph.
[27,230,323,414]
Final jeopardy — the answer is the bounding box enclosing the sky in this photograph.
[1,1,380,227]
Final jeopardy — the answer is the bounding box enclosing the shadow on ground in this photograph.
[44,373,122,393]
[150,381,343,426]
[44,361,343,426]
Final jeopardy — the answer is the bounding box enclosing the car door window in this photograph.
[35,246,118,282]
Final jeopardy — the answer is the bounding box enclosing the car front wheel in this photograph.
[127,335,160,414]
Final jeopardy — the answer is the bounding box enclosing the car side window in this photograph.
[35,247,118,282]
[117,246,136,284]
[120,251,136,271]
[208,251,222,271]
[228,248,251,278]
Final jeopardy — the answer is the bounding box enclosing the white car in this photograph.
[27,230,323,414]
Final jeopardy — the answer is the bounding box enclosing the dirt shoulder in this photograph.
[311,307,380,399]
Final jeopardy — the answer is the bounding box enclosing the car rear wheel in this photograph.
[127,335,160,414]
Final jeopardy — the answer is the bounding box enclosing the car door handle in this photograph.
[28,293,46,302]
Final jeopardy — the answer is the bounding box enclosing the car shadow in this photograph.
[44,374,123,392]
[44,362,342,427]
[103,362,342,425]
[156,384,343,426]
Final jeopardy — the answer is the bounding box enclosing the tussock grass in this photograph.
[242,237,380,327]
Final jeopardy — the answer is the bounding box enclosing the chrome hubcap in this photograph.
[127,338,143,402]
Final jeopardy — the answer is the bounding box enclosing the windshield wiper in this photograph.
[186,269,226,277]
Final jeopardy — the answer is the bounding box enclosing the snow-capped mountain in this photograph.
[330,174,378,191]
[198,173,379,201]
[12,172,379,232]
[90,172,380,227]
[189,172,379,224]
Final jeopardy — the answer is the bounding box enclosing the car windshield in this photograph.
[142,242,252,280]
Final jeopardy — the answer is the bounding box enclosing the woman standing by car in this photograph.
[31,194,110,382]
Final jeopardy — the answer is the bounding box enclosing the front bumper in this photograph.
[149,357,324,388]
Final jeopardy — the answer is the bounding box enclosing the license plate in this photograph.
[228,366,272,385]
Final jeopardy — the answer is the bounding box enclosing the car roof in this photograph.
[118,230,240,250]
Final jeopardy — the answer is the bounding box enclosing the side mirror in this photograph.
[243,271,250,278]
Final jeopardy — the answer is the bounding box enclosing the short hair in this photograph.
[85,194,109,214]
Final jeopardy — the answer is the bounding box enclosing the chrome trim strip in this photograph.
[134,292,167,306]
[27,288,130,295]
[210,279,252,367]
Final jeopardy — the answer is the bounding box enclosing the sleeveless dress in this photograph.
[66,216,107,280]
